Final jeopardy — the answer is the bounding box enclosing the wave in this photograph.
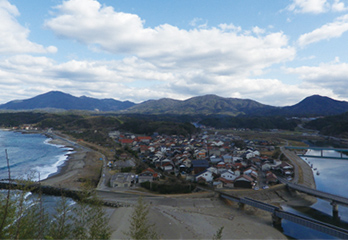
[33,150,74,181]
[0,131,76,181]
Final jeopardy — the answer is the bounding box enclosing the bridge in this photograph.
[220,193,348,239]
[281,180,348,219]
[285,146,348,159]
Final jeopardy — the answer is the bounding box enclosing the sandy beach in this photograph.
[42,132,104,190]
[41,132,318,239]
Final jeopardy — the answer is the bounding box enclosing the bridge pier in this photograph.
[272,213,283,230]
[331,201,340,221]
[238,202,245,210]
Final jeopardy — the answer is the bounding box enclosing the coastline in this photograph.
[41,132,103,190]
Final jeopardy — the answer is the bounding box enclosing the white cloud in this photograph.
[287,0,330,14]
[298,14,348,47]
[287,0,348,14]
[45,0,295,78]
[332,0,348,11]
[286,62,348,98]
[0,0,56,54]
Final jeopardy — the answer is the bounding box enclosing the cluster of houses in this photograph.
[108,131,294,190]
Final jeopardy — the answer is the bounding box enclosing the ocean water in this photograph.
[0,130,73,181]
[281,149,348,239]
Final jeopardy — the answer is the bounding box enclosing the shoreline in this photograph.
[41,131,103,190]
[43,137,76,180]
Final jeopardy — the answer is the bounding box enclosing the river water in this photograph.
[282,149,348,239]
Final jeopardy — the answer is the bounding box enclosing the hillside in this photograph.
[123,94,277,116]
[276,95,348,116]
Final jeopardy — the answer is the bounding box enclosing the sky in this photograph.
[2,0,348,106]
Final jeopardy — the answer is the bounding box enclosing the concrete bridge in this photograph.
[281,180,348,220]
[285,146,348,159]
[220,193,348,239]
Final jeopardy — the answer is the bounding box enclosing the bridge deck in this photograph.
[285,181,348,206]
[285,146,348,152]
[220,193,348,239]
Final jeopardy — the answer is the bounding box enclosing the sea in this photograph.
[0,130,73,181]
[1,130,348,239]
[0,130,76,217]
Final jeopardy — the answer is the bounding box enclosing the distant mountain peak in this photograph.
[0,91,135,111]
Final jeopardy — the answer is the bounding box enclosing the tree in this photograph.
[212,226,224,240]
[48,195,73,239]
[124,197,159,240]
[71,185,111,239]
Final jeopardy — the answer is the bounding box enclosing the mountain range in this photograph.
[1,91,348,117]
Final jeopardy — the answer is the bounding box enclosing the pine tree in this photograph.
[125,197,159,240]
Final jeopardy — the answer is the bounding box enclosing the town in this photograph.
[107,129,294,192]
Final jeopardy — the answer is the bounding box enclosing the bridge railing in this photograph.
[220,193,348,239]
[276,210,348,239]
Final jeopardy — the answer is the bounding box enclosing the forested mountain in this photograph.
[122,94,277,116]
[273,95,348,116]
[0,91,135,111]
[1,91,348,117]
[305,112,348,138]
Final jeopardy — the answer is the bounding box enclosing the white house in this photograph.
[195,170,214,183]
[220,169,237,181]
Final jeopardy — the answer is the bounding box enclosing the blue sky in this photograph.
[2,0,348,106]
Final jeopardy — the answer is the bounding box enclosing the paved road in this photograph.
[281,147,316,188]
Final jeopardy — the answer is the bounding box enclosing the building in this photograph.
[110,173,135,188]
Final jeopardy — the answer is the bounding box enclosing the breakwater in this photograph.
[0,180,125,208]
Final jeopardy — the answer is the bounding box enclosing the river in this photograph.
[282,149,348,239]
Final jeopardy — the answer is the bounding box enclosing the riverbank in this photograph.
[281,147,316,188]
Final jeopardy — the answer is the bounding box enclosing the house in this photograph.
[217,177,234,188]
[207,166,218,175]
[138,168,159,183]
[195,170,214,183]
[195,149,207,159]
[210,156,223,165]
[266,172,279,185]
[234,174,255,188]
[216,161,226,172]
[220,169,237,181]
[222,154,233,163]
[110,173,135,188]
[261,162,272,172]
[136,136,152,143]
[280,162,294,176]
[182,158,192,168]
[192,159,209,174]
[213,180,224,189]
[113,159,136,169]
[161,162,174,172]
[119,138,134,147]
[244,167,258,180]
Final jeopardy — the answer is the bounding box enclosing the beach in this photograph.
[41,132,319,239]
[42,132,104,190]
